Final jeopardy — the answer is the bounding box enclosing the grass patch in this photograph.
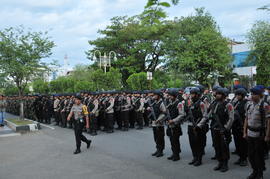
[7,119,33,126]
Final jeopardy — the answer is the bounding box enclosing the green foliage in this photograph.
[3,84,29,96]
[0,26,55,96]
[164,8,232,86]
[247,21,270,86]
[87,15,171,87]
[32,79,50,94]
[126,72,149,90]
[49,67,123,93]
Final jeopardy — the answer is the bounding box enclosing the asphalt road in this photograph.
[0,113,269,179]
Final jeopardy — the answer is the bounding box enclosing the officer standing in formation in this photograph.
[4,85,270,178]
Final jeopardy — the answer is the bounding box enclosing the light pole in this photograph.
[92,50,117,73]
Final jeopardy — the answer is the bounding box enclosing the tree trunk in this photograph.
[18,90,24,120]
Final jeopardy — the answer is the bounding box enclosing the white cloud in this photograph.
[0,0,269,67]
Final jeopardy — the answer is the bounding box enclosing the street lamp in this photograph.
[92,50,117,73]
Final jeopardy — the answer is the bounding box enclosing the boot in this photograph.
[189,158,197,165]
[255,171,263,179]
[155,150,164,157]
[167,155,174,160]
[193,157,202,166]
[214,161,223,171]
[86,140,92,149]
[152,150,158,156]
[73,149,81,154]
[247,170,257,179]
[220,160,229,172]
[172,155,180,161]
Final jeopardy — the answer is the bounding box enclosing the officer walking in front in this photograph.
[67,95,91,154]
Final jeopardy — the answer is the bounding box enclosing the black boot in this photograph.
[193,157,202,166]
[247,171,257,179]
[86,140,92,149]
[255,171,263,179]
[167,155,174,160]
[73,149,81,154]
[172,155,180,161]
[155,150,164,157]
[152,150,158,156]
[214,161,223,171]
[220,160,229,172]
[189,158,197,165]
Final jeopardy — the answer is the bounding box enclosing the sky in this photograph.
[0,0,269,67]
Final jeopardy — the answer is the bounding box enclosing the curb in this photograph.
[4,119,41,133]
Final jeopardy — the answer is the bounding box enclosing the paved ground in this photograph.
[0,113,269,179]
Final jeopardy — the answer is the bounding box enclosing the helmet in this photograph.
[212,85,221,91]
[190,87,201,95]
[167,88,179,97]
[216,88,227,96]
[196,85,205,94]
[235,88,247,97]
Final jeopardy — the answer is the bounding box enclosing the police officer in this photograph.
[201,87,234,172]
[166,88,183,161]
[149,90,166,157]
[232,88,248,166]
[105,93,115,133]
[186,87,208,166]
[67,95,91,154]
[244,86,270,179]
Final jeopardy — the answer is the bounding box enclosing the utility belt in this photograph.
[247,126,265,132]
[75,118,85,123]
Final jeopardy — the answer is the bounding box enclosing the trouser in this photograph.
[211,128,217,156]
[74,120,88,150]
[144,111,149,126]
[114,111,121,128]
[248,137,265,173]
[129,109,136,127]
[153,126,165,152]
[0,111,5,125]
[121,111,129,129]
[106,113,114,131]
[43,111,51,124]
[212,129,230,162]
[61,112,67,127]
[90,114,98,132]
[136,112,144,128]
[167,126,182,156]
[232,128,247,160]
[54,111,60,125]
[188,126,205,160]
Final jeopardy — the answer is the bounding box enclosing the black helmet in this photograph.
[235,88,247,97]
[167,88,178,97]
[216,88,227,96]
[212,85,221,91]
[153,90,163,97]
[196,85,205,93]
[190,87,201,95]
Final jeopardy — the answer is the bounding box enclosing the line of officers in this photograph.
[5,85,270,179]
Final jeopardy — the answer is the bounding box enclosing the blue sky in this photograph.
[0,0,269,67]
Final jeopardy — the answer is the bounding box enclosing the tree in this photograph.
[247,21,270,86]
[126,72,149,90]
[0,26,55,119]
[164,8,232,86]
[32,79,50,94]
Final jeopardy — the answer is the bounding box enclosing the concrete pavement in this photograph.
[0,113,269,179]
